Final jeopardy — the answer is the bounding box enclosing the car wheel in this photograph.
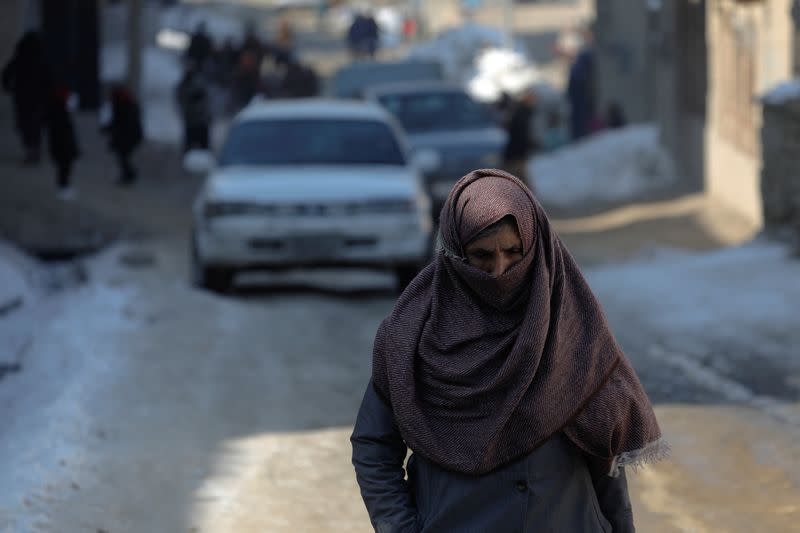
[191,237,234,293]
[394,263,421,293]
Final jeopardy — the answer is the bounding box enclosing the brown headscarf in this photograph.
[372,169,665,476]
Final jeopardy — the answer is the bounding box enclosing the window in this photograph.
[219,119,406,167]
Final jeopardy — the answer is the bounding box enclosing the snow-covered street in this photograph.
[2,0,799,531]
[1,153,798,531]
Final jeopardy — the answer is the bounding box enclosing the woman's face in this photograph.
[464,224,523,277]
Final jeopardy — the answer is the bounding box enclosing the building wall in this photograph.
[594,0,657,123]
[705,0,794,224]
[654,0,708,194]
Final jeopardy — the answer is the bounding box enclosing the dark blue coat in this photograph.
[352,381,634,532]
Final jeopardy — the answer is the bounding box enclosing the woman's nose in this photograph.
[492,254,513,277]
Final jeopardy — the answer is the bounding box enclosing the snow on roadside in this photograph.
[0,243,42,369]
[407,23,550,103]
[586,239,800,361]
[761,79,800,106]
[0,243,30,313]
[532,124,675,208]
[0,248,143,531]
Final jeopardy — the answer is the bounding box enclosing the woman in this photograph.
[2,31,52,164]
[103,84,143,185]
[45,85,80,198]
[351,169,666,532]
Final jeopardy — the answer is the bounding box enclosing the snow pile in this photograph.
[761,79,800,106]
[587,240,800,356]
[408,23,547,102]
[531,125,674,208]
[159,4,244,49]
[467,48,542,102]
[101,44,184,144]
[0,244,29,314]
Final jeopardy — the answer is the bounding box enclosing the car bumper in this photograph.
[195,214,432,269]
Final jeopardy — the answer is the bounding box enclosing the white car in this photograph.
[190,98,435,292]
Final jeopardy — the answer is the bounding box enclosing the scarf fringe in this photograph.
[609,438,671,477]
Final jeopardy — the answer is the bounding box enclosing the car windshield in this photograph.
[218,118,406,166]
[378,91,495,133]
[330,62,443,98]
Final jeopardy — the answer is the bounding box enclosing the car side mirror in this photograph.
[183,149,216,175]
[411,149,441,175]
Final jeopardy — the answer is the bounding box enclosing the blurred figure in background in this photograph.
[228,50,261,114]
[503,88,539,189]
[492,91,514,128]
[45,85,80,199]
[185,22,213,72]
[605,101,627,130]
[272,18,295,67]
[175,63,211,153]
[2,31,52,164]
[277,58,319,98]
[347,8,380,59]
[103,84,143,186]
[566,26,596,141]
[214,38,239,87]
[541,109,569,152]
[240,22,265,67]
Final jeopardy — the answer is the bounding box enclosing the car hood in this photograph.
[407,127,507,152]
[205,165,422,203]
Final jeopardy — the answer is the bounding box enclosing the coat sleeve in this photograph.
[351,380,420,533]
[589,461,635,533]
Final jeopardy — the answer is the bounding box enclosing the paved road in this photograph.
[2,2,799,531]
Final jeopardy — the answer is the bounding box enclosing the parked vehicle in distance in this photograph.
[327,59,445,99]
[365,81,508,217]
[189,99,435,292]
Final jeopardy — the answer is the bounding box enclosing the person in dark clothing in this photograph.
[228,51,262,114]
[606,101,627,129]
[502,88,538,189]
[277,59,319,98]
[2,31,52,164]
[103,85,143,185]
[240,23,265,67]
[352,169,666,533]
[185,23,213,70]
[347,11,380,59]
[175,64,211,152]
[567,35,597,141]
[45,85,80,197]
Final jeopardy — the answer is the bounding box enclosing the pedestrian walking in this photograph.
[103,84,143,186]
[185,22,213,71]
[502,88,539,189]
[347,9,380,59]
[566,27,597,141]
[606,101,627,130]
[175,64,211,153]
[352,169,666,533]
[277,59,319,98]
[2,31,52,164]
[45,85,80,199]
[228,51,261,114]
[541,108,569,152]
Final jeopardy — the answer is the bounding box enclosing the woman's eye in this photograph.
[509,248,523,255]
